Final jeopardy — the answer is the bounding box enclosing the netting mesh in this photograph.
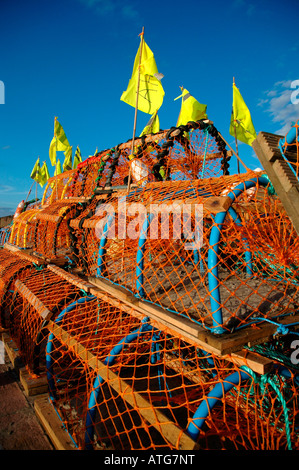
[1,121,299,450]
[8,267,83,373]
[9,208,39,249]
[73,171,299,333]
[0,249,34,328]
[45,291,299,450]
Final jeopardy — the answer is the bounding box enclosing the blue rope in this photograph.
[252,317,299,337]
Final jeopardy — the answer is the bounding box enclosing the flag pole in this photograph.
[233,77,240,174]
[127,27,144,195]
[54,116,59,198]
[24,181,34,204]
[216,130,250,172]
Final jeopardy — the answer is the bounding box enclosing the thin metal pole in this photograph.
[233,77,240,174]
[24,181,34,203]
[127,27,144,194]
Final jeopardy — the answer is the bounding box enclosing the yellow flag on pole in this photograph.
[39,161,50,187]
[120,37,164,114]
[229,83,257,146]
[73,146,82,169]
[175,87,207,127]
[30,157,41,183]
[49,117,71,166]
[63,145,73,172]
[54,159,62,176]
[139,110,160,136]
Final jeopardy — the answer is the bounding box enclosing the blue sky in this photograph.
[0,0,298,216]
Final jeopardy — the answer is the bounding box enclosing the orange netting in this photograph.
[9,208,39,249]
[44,289,299,450]
[73,171,299,334]
[0,249,34,328]
[8,266,83,373]
[1,121,299,451]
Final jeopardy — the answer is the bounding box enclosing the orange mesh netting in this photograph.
[8,266,84,373]
[41,169,77,205]
[1,120,299,451]
[74,170,299,334]
[72,120,229,195]
[9,208,39,249]
[44,289,299,450]
[33,201,84,260]
[0,249,34,328]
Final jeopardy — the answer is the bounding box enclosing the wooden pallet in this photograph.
[252,131,299,235]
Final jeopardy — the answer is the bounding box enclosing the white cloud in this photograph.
[258,80,299,136]
[0,185,14,193]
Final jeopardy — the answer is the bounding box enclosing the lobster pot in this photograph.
[69,149,130,198]
[0,250,34,328]
[8,267,83,373]
[41,169,77,206]
[67,120,229,200]
[70,190,129,275]
[117,121,229,186]
[81,172,299,334]
[45,290,299,450]
[33,201,83,261]
[9,209,39,249]
[0,225,11,247]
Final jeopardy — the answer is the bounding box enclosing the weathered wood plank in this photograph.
[47,264,95,293]
[87,276,275,373]
[34,397,76,450]
[252,131,299,235]
[14,280,52,320]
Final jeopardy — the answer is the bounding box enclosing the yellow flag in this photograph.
[120,36,164,114]
[63,145,73,171]
[229,83,257,145]
[49,117,71,166]
[39,161,50,187]
[54,159,62,176]
[175,87,207,127]
[73,146,82,169]
[139,110,160,136]
[30,158,41,183]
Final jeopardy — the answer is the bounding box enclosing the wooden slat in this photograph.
[4,242,33,255]
[48,320,198,450]
[252,132,299,235]
[88,276,204,339]
[87,276,274,373]
[3,244,45,265]
[34,397,76,450]
[19,369,48,397]
[47,264,95,293]
[198,312,299,355]
[14,280,52,320]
